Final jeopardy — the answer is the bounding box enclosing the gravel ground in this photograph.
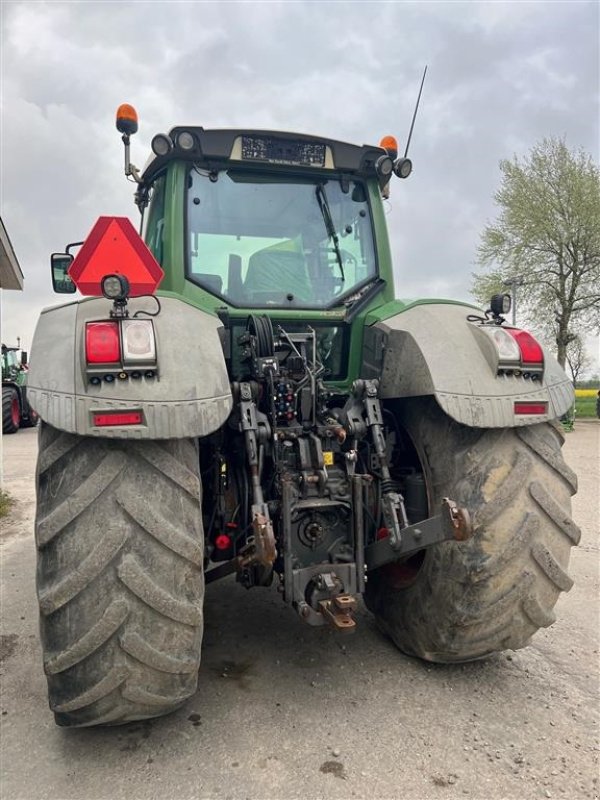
[0,423,598,800]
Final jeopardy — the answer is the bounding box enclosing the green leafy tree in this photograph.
[472,138,600,367]
[565,335,590,386]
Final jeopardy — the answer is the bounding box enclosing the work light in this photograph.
[151,134,173,157]
[176,131,196,151]
[394,158,413,179]
[375,155,394,178]
[101,274,130,302]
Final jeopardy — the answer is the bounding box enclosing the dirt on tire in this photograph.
[366,398,579,662]
[35,423,205,727]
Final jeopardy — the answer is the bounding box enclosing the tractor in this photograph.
[27,104,578,727]
[2,344,37,433]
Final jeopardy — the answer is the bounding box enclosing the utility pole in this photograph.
[503,276,524,326]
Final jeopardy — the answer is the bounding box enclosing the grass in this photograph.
[575,396,598,419]
[0,489,13,519]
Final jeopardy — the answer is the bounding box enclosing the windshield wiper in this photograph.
[315,184,345,283]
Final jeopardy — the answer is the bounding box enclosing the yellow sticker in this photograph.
[323,451,334,466]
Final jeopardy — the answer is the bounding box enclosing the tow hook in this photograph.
[318,595,357,633]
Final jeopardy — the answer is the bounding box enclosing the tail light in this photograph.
[86,322,120,363]
[85,318,157,382]
[477,325,544,376]
[505,329,544,367]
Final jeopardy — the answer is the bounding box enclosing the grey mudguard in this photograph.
[363,303,573,428]
[28,296,232,438]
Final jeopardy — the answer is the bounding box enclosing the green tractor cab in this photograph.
[2,344,38,433]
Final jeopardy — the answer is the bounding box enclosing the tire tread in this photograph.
[36,424,204,727]
[367,399,578,662]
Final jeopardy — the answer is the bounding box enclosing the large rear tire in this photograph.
[2,386,20,434]
[365,399,579,662]
[35,423,205,727]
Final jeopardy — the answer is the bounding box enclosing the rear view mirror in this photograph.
[51,253,76,294]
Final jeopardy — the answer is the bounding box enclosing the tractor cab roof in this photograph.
[140,128,388,186]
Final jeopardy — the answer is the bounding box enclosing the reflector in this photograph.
[215,534,232,551]
[93,411,143,426]
[514,402,547,415]
[69,217,164,296]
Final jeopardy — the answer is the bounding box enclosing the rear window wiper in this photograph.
[315,184,345,283]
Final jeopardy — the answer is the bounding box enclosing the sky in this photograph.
[1,0,599,373]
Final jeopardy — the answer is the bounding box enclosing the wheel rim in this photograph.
[382,550,426,590]
[381,406,434,589]
[11,396,20,427]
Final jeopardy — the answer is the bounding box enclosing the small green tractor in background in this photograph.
[27,103,578,728]
[2,344,38,433]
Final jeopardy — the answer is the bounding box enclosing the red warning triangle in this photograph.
[68,216,164,296]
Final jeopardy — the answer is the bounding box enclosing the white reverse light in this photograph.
[121,319,156,363]
[481,326,521,362]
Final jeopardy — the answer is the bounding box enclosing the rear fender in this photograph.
[362,303,573,427]
[28,296,232,438]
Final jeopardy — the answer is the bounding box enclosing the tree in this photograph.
[472,138,600,367]
[564,335,590,386]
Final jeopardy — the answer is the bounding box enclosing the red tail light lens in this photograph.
[506,329,544,366]
[514,402,547,415]
[86,322,120,363]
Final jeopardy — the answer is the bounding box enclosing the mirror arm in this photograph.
[66,241,84,256]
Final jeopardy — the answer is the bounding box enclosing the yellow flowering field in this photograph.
[574,388,598,418]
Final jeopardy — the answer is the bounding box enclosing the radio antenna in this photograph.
[404,65,428,159]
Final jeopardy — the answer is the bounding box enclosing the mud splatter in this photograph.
[320,761,346,779]
[212,660,253,690]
